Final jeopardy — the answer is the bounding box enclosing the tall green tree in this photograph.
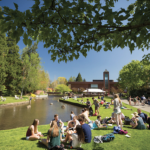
[0,0,150,62]
[0,7,8,95]
[76,73,82,82]
[20,42,41,95]
[118,60,147,95]
[4,31,22,95]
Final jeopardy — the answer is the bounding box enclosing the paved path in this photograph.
[108,95,150,113]
[121,99,150,113]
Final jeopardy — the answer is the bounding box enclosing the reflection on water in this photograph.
[0,96,82,130]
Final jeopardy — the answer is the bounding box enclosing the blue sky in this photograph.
[1,0,149,82]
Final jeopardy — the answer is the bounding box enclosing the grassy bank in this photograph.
[0,96,29,105]
[0,96,150,150]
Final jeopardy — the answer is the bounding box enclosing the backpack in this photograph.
[49,144,65,150]
[124,117,131,125]
[119,130,128,134]
[94,136,103,143]
[101,133,115,142]
[143,113,148,122]
[105,104,109,109]
[113,126,121,134]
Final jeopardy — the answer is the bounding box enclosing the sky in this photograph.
[1,0,149,82]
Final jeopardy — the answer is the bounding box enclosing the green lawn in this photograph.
[0,96,29,105]
[0,96,150,150]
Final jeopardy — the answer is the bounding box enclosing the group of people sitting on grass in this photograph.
[128,95,150,106]
[26,94,150,149]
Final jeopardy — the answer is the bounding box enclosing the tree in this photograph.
[0,7,8,95]
[76,73,82,82]
[118,60,147,95]
[1,1,150,62]
[20,43,41,95]
[72,88,78,93]
[4,30,22,95]
[80,87,85,92]
[83,79,86,82]
[68,76,76,82]
[110,87,117,94]
[55,84,72,94]
[38,70,50,90]
[57,77,67,85]
[50,80,58,90]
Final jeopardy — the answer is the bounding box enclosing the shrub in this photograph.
[39,91,44,95]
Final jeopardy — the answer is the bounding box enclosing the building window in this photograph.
[105,74,108,89]
[91,84,98,89]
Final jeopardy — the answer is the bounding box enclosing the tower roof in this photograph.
[104,69,108,72]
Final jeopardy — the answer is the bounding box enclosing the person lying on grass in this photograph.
[88,115,107,129]
[130,112,146,129]
[65,116,80,132]
[26,119,43,140]
[62,125,85,149]
[39,121,61,149]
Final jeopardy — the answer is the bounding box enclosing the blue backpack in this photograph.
[113,126,121,134]
[101,133,115,142]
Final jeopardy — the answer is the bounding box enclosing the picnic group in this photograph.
[25,94,150,149]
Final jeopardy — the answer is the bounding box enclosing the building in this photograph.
[68,70,118,93]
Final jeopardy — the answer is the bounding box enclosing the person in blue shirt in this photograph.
[137,108,147,123]
[78,116,92,143]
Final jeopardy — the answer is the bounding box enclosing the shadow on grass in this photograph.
[21,137,26,140]
[36,142,47,149]
[92,143,104,150]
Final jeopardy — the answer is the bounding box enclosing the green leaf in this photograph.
[13,3,18,10]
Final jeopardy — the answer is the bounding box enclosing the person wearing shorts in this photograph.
[114,94,123,129]
[91,97,100,115]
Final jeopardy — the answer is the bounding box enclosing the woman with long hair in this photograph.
[26,119,43,140]
[113,94,123,129]
[63,125,85,148]
[39,121,61,149]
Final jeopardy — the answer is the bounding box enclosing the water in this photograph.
[0,96,82,130]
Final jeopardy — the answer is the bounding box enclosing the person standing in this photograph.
[134,96,137,106]
[86,99,91,109]
[113,94,123,129]
[91,97,100,115]
[128,96,132,105]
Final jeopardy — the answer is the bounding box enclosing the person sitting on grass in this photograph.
[50,114,65,137]
[39,121,61,149]
[130,112,146,129]
[70,111,75,120]
[78,116,92,143]
[26,119,43,140]
[62,125,85,149]
[65,116,80,131]
[89,115,107,129]
[137,108,147,123]
[111,99,114,105]
[108,112,116,124]
[79,108,92,124]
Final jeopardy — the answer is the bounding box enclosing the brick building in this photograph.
[68,70,118,93]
